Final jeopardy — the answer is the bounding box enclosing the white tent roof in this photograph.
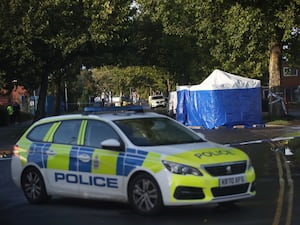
[176,85,191,91]
[190,69,261,91]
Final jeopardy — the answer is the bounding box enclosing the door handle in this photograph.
[78,154,91,163]
[46,150,56,156]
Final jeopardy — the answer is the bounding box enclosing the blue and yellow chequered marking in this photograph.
[26,142,163,177]
[44,143,72,170]
[27,143,51,168]
[91,149,119,175]
[73,146,94,172]
[23,118,164,176]
[119,148,148,176]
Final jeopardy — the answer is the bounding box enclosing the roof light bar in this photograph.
[83,105,149,113]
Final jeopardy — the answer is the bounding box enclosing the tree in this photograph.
[0,0,133,118]
[0,1,40,93]
[122,13,205,85]
[91,66,171,100]
[283,27,300,68]
[137,0,300,118]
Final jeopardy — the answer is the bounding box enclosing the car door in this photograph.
[78,119,125,198]
[45,119,82,195]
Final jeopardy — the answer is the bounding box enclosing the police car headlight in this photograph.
[162,160,202,176]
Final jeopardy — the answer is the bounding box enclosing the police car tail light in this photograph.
[162,160,203,176]
[13,145,20,156]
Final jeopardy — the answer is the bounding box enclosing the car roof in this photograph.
[35,111,166,124]
[89,111,164,121]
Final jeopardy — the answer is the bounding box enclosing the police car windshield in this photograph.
[114,117,204,146]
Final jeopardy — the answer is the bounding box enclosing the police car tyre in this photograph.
[21,167,49,204]
[128,173,163,215]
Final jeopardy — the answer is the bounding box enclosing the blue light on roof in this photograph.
[84,105,149,113]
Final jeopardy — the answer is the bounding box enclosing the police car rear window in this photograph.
[27,123,53,142]
[53,120,82,145]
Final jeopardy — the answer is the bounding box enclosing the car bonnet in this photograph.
[136,141,248,166]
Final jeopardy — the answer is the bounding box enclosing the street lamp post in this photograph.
[64,81,68,112]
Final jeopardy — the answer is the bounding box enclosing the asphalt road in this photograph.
[0,121,300,225]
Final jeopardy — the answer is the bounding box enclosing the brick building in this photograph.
[281,66,300,103]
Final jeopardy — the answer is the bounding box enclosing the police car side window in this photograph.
[27,123,53,142]
[85,120,120,149]
[53,120,82,145]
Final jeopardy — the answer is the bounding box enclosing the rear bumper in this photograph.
[11,156,23,187]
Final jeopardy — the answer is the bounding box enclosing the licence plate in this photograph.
[219,175,246,187]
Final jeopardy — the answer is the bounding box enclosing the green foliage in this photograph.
[84,0,133,44]
[73,66,171,107]
[213,4,269,77]
[121,14,205,85]
[0,0,134,116]
[137,0,300,81]
[0,0,133,81]
[90,66,171,99]
[284,28,300,67]
[0,0,38,89]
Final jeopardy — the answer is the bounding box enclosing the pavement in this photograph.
[0,120,33,158]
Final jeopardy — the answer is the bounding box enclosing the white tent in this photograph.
[176,69,263,129]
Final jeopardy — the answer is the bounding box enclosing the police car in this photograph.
[11,106,256,215]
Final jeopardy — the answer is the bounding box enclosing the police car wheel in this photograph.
[128,173,163,215]
[21,167,49,204]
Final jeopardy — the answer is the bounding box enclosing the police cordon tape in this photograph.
[226,136,300,147]
[1,135,298,160]
[268,91,288,115]
[225,135,300,156]
[225,136,300,146]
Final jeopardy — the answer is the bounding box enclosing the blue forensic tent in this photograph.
[176,69,263,129]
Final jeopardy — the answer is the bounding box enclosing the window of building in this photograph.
[283,67,298,77]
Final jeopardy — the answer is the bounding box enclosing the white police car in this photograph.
[11,106,255,215]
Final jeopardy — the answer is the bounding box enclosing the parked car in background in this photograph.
[148,95,166,108]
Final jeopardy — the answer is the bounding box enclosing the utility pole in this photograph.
[64,81,68,112]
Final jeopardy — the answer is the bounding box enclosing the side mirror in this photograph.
[101,139,121,151]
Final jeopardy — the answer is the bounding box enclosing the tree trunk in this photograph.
[165,79,171,97]
[34,73,48,121]
[268,39,283,119]
[54,76,62,115]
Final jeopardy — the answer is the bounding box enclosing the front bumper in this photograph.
[158,167,256,206]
